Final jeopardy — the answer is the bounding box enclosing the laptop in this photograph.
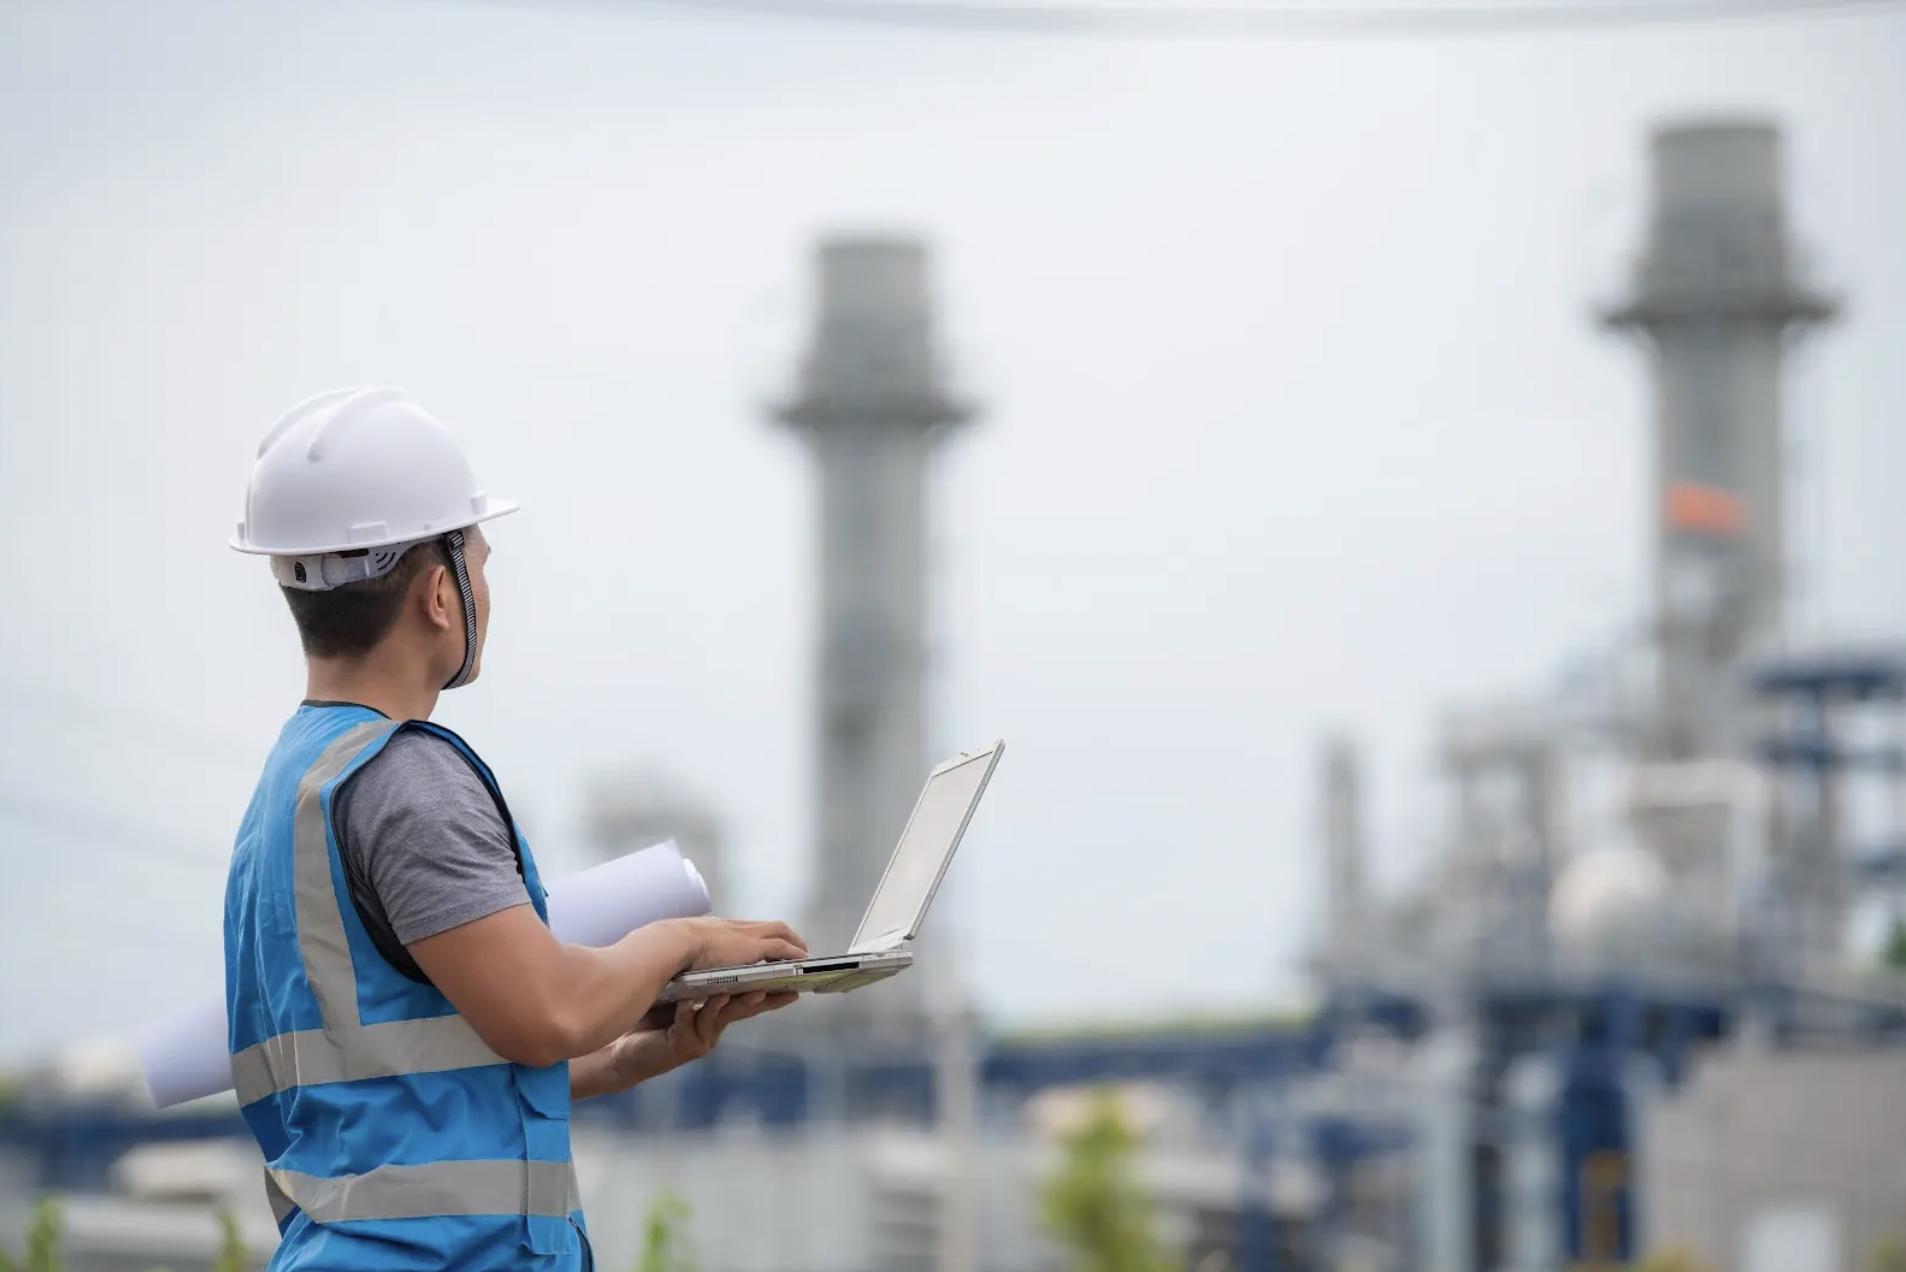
[655,739,1004,1004]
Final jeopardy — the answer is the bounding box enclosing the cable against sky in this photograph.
[445,0,1906,37]
[0,680,259,769]
[0,789,231,870]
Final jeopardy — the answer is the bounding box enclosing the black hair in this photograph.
[281,540,450,660]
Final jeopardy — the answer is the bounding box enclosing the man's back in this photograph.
[225,703,586,1272]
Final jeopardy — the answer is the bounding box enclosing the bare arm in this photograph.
[568,1046,629,1102]
[410,911,805,1069]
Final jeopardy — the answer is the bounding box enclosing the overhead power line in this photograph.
[0,788,230,869]
[457,0,1906,38]
[0,680,261,770]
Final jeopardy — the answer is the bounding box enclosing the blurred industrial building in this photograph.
[2,113,1904,1272]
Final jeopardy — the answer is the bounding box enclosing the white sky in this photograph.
[1,0,1903,1062]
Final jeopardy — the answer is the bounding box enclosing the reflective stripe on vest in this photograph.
[264,1160,582,1226]
[234,720,506,1105]
[239,718,575,1227]
[231,1016,508,1107]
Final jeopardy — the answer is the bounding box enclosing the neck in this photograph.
[305,657,440,723]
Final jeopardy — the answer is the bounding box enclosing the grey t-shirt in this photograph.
[332,725,533,981]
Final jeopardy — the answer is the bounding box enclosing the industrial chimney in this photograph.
[771,235,978,1037]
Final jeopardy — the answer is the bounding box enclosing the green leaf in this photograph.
[634,1192,696,1272]
[1884,920,1906,971]
[210,1207,246,1272]
[1869,1235,1906,1272]
[23,1198,62,1272]
[1038,1091,1173,1272]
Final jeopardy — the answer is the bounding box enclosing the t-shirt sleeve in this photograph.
[338,730,533,946]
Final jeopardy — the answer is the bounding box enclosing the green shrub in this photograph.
[634,1192,696,1272]
[0,1197,62,1272]
[1038,1091,1173,1272]
[210,1207,246,1272]
[1884,920,1906,971]
[2,1196,246,1272]
[1869,1235,1906,1272]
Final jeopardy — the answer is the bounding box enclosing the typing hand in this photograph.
[680,917,808,972]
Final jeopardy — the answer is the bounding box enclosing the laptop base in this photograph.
[654,950,914,1005]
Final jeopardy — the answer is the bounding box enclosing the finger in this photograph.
[733,990,797,1024]
[707,991,762,1037]
[704,1008,733,1049]
[717,991,766,1014]
[697,1008,725,1050]
[743,921,808,954]
[757,938,807,963]
[720,992,775,1023]
[696,996,730,1048]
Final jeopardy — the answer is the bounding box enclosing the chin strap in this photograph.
[442,529,479,690]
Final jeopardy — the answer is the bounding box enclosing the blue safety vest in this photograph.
[224,703,587,1270]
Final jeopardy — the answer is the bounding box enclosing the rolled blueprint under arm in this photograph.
[134,839,710,1108]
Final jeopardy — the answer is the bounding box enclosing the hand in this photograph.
[609,991,799,1085]
[677,917,808,972]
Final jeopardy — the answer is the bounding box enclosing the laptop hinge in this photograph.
[849,928,910,955]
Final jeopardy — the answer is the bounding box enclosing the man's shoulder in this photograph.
[333,726,529,954]
[341,727,502,837]
[368,726,481,781]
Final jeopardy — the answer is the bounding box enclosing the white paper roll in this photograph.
[127,996,233,1112]
[542,840,711,949]
[134,840,711,1109]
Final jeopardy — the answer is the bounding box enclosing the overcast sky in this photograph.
[1,0,1903,1064]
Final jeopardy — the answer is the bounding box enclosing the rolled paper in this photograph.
[133,840,710,1108]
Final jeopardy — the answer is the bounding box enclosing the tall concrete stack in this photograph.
[771,236,977,1039]
[1599,119,1841,954]
[1601,120,1839,761]
[1320,735,1370,978]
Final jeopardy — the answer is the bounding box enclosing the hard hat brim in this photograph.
[229,499,520,556]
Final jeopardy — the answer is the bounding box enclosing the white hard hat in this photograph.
[234,386,516,690]
[231,386,518,581]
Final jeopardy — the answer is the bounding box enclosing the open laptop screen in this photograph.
[848,746,999,953]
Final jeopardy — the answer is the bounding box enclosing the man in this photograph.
[224,385,804,1271]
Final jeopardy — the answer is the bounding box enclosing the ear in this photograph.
[416,562,457,633]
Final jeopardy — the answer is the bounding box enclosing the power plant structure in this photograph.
[1598,121,1846,965]
[3,118,1904,1272]
[1309,117,1906,1272]
[770,236,979,1041]
[1316,735,1370,981]
[1601,121,1840,765]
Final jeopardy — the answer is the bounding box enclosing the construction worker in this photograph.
[224,386,805,1270]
